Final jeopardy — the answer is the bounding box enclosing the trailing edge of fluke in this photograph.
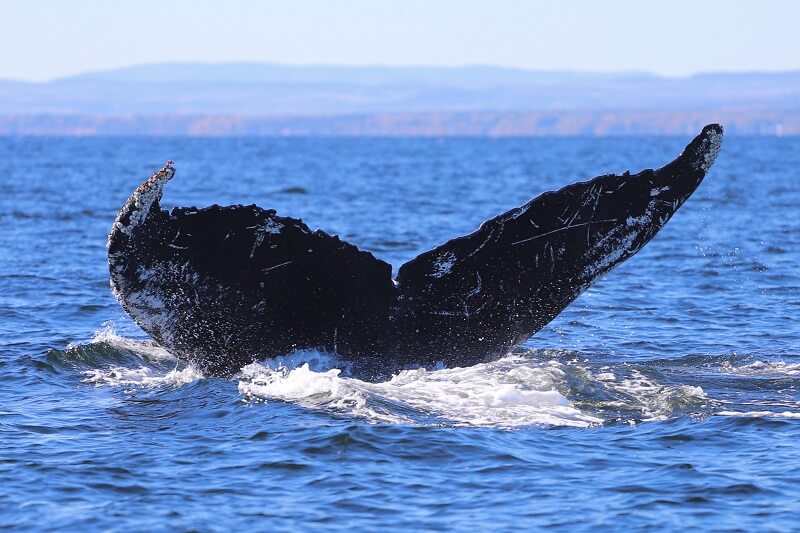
[108,124,723,378]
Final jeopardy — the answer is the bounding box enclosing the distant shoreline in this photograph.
[1,111,797,137]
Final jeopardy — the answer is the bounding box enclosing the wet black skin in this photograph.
[109,125,722,379]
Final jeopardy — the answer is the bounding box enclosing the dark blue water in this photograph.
[1,135,799,530]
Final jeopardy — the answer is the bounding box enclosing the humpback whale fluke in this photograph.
[108,125,723,378]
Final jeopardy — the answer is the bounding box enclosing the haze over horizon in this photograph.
[6,61,800,85]
[3,1,799,136]
[1,62,798,136]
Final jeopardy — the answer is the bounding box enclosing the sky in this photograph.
[2,0,799,81]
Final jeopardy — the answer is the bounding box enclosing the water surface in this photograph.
[1,136,798,530]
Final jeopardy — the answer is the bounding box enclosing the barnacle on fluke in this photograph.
[108,125,723,379]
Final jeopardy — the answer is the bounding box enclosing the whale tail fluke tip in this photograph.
[677,124,723,173]
[699,124,724,172]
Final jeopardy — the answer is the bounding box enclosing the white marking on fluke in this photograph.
[684,127,723,173]
[109,161,175,243]
[250,219,284,258]
[431,251,457,278]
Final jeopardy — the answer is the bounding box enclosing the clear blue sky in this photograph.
[2,0,799,81]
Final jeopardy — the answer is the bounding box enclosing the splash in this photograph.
[83,364,203,388]
[68,329,759,428]
[65,324,204,389]
[81,323,177,362]
[240,354,605,428]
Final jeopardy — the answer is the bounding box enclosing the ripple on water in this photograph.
[54,329,800,430]
[2,136,800,530]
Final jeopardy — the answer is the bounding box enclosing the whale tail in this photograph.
[108,125,723,377]
[391,124,723,367]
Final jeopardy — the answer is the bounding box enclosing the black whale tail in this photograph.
[108,125,723,378]
[391,124,723,367]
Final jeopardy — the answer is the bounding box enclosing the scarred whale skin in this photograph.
[108,125,723,378]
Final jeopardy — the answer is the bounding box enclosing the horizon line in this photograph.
[4,61,800,84]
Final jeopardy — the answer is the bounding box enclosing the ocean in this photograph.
[1,135,798,530]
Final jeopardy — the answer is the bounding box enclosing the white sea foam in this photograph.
[78,325,202,389]
[83,364,203,388]
[716,410,800,419]
[588,368,707,422]
[77,329,715,427]
[718,360,800,377]
[239,354,602,428]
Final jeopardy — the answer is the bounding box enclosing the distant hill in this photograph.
[1,63,799,135]
[58,62,657,86]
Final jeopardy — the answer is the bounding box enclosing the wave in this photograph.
[237,356,603,428]
[717,360,800,377]
[47,326,800,428]
[46,325,203,389]
[83,364,202,388]
[717,410,800,420]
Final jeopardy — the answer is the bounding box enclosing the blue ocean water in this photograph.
[0,135,798,530]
